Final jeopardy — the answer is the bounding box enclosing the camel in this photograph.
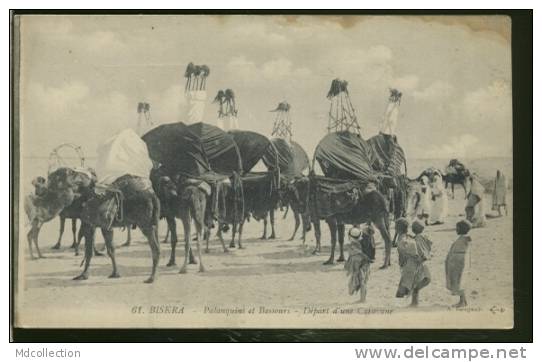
[217,172,273,249]
[443,160,471,199]
[51,198,107,257]
[443,172,470,199]
[24,168,93,259]
[73,175,161,283]
[290,176,393,268]
[154,174,226,273]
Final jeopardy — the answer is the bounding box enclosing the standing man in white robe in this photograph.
[492,170,508,216]
[466,174,487,228]
[430,171,448,225]
[416,175,432,225]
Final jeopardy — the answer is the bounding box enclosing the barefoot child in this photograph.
[344,227,373,302]
[445,220,472,307]
[396,219,432,307]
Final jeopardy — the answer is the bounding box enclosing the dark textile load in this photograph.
[367,134,406,176]
[82,175,154,229]
[142,122,242,179]
[215,172,278,224]
[308,175,368,219]
[262,138,309,178]
[229,130,277,173]
[446,159,468,176]
[240,172,277,220]
[188,123,242,175]
[314,131,377,182]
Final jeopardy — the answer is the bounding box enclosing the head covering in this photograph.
[456,219,472,235]
[348,227,362,241]
[412,220,425,234]
[395,217,409,234]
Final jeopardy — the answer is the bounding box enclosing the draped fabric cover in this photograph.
[314,131,377,182]
[262,138,309,178]
[142,122,242,178]
[229,130,277,173]
[367,133,406,176]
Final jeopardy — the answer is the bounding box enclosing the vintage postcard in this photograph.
[13,14,513,329]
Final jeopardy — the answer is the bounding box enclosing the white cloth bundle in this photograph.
[185,90,207,124]
[95,128,153,184]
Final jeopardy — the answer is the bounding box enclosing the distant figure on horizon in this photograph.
[492,170,508,217]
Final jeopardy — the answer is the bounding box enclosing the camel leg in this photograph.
[237,222,244,249]
[27,223,37,260]
[52,216,65,249]
[194,221,205,273]
[289,211,300,241]
[163,226,170,244]
[269,209,276,239]
[121,225,131,247]
[374,215,392,269]
[179,211,191,274]
[166,216,177,266]
[74,224,95,280]
[451,183,455,200]
[142,225,160,283]
[462,182,468,200]
[302,213,310,244]
[32,221,44,258]
[260,216,267,240]
[101,228,120,278]
[336,223,345,262]
[74,226,84,256]
[216,227,229,252]
[229,223,237,248]
[312,219,321,254]
[324,218,337,265]
[70,218,78,248]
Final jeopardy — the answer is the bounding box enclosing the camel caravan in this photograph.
[24,63,501,285]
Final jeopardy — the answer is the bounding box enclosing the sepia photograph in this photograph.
[12,13,519,331]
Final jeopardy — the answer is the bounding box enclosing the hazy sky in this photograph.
[19,15,512,162]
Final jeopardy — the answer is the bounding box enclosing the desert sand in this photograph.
[15,186,513,329]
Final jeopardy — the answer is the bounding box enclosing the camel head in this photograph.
[47,167,95,193]
[47,167,79,191]
[281,176,310,212]
[31,176,47,196]
[157,176,178,199]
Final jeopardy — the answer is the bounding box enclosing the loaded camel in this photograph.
[152,171,227,274]
[24,168,94,259]
[289,176,393,268]
[443,159,471,199]
[73,174,161,283]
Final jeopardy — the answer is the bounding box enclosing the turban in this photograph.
[412,220,425,234]
[456,219,472,235]
[395,217,409,234]
[348,227,362,241]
